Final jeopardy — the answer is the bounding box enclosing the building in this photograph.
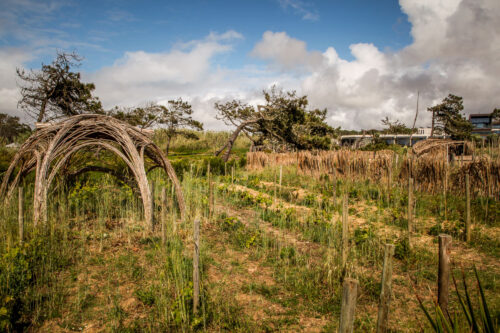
[469,114,500,138]
[340,127,443,147]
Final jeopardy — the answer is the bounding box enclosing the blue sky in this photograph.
[7,0,411,69]
[1,0,498,129]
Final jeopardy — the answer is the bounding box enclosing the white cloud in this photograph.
[2,0,499,132]
[0,48,33,120]
[251,0,500,130]
[251,31,324,71]
[85,31,291,130]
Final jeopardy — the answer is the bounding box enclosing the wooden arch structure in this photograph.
[0,114,185,225]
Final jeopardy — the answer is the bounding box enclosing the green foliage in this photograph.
[428,94,472,140]
[220,216,243,232]
[17,51,102,122]
[214,86,334,154]
[0,147,16,174]
[0,232,73,331]
[353,226,375,246]
[0,114,31,144]
[381,116,414,134]
[394,237,410,260]
[417,267,498,332]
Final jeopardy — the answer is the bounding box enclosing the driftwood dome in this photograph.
[0,114,185,225]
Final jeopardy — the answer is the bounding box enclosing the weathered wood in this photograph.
[207,163,213,219]
[438,234,452,312]
[273,168,277,204]
[386,163,392,204]
[339,278,358,333]
[408,177,414,249]
[279,165,282,188]
[150,180,155,231]
[465,174,471,242]
[0,114,186,225]
[170,183,176,233]
[193,217,201,314]
[376,244,395,333]
[18,187,24,244]
[161,187,166,244]
[342,193,349,267]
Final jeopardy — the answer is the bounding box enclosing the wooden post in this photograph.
[376,244,395,333]
[438,234,452,312]
[170,182,176,233]
[150,180,155,231]
[207,163,212,219]
[193,217,200,314]
[444,146,448,222]
[465,174,471,242]
[161,187,166,244]
[386,163,392,205]
[408,177,414,248]
[279,165,283,188]
[342,193,349,267]
[231,165,234,184]
[339,278,358,333]
[273,168,277,204]
[18,187,24,244]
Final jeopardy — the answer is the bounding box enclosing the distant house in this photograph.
[340,127,443,147]
[469,114,500,138]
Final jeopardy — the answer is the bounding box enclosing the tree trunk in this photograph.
[215,119,259,162]
[37,99,47,123]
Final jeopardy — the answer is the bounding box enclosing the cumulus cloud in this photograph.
[252,0,500,129]
[2,0,499,132]
[86,31,289,130]
[0,48,34,120]
[251,31,324,71]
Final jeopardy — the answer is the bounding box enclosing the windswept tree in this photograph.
[492,108,500,121]
[108,99,203,155]
[427,94,472,140]
[107,103,161,129]
[381,116,413,134]
[0,113,31,143]
[215,87,334,161]
[158,99,203,155]
[17,51,102,123]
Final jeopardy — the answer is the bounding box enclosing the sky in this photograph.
[1,0,499,130]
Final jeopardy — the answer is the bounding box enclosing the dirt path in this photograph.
[204,207,329,332]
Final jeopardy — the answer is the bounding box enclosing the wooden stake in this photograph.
[193,217,200,314]
[274,168,277,204]
[438,234,452,313]
[207,163,213,219]
[231,165,234,184]
[18,187,24,244]
[279,165,283,188]
[376,244,395,333]
[150,180,155,231]
[339,278,358,333]
[171,182,176,233]
[408,177,414,249]
[386,163,392,204]
[342,193,349,267]
[161,187,166,244]
[465,174,471,243]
